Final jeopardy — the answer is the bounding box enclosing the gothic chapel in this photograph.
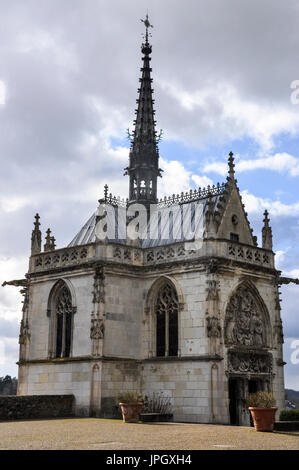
[5,16,288,426]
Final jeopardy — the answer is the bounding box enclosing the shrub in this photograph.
[143,392,173,415]
[117,391,144,403]
[280,410,299,421]
[247,391,276,408]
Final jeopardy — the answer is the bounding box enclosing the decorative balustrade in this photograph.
[99,182,226,209]
[30,244,94,273]
[29,238,274,274]
[157,183,226,208]
[227,241,274,268]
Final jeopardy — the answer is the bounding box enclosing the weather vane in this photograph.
[141,13,153,40]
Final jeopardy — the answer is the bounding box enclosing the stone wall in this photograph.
[142,359,228,424]
[0,395,74,421]
[101,360,141,418]
[24,361,92,416]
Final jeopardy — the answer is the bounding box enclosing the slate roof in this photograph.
[68,194,222,249]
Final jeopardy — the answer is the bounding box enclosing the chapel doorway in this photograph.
[228,378,242,425]
[229,377,265,426]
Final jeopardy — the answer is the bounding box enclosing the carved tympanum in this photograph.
[224,285,267,347]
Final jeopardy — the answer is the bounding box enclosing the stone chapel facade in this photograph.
[5,17,287,426]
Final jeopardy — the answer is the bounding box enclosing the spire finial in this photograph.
[141,13,153,43]
[262,209,272,250]
[104,184,109,202]
[264,209,269,223]
[31,213,42,255]
[44,228,52,252]
[228,151,235,179]
[34,213,40,229]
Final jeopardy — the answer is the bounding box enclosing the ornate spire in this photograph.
[44,228,56,252]
[228,151,235,180]
[124,14,162,207]
[262,209,273,250]
[31,213,41,255]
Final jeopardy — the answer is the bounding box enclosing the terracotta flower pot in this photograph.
[119,402,143,423]
[249,407,278,432]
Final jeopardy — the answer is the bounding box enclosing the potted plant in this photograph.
[247,391,277,432]
[141,392,173,422]
[117,391,144,423]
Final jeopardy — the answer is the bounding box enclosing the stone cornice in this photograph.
[18,354,224,366]
[27,255,278,282]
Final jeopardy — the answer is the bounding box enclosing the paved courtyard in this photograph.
[0,418,298,450]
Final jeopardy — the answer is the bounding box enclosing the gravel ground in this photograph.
[0,418,298,450]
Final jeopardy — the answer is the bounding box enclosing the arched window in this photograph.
[48,281,74,358]
[156,283,179,357]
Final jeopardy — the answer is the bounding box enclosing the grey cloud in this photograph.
[0,318,19,339]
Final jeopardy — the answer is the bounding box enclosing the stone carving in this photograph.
[206,315,221,338]
[114,247,122,260]
[206,259,219,274]
[177,245,186,257]
[91,266,105,355]
[227,244,272,267]
[19,285,31,360]
[224,285,267,347]
[92,266,105,304]
[19,318,30,345]
[147,251,154,262]
[228,351,272,374]
[206,280,219,301]
[274,319,284,344]
[124,249,131,261]
[90,318,105,340]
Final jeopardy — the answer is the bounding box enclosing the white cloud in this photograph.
[191,174,214,188]
[159,158,191,197]
[241,189,299,217]
[159,81,299,152]
[283,269,299,278]
[202,161,228,176]
[203,153,299,177]
[0,196,31,213]
[275,250,286,269]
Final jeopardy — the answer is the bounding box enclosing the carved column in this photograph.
[90,266,105,356]
[210,363,219,423]
[205,260,222,355]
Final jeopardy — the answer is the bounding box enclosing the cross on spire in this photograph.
[34,213,40,229]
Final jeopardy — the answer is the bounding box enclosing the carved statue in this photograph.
[206,316,222,338]
[206,280,219,301]
[2,279,28,288]
[90,318,105,340]
[90,265,105,356]
[92,266,105,304]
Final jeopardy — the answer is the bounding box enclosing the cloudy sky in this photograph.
[0,0,299,389]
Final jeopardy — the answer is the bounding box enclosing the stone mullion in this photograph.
[165,310,169,356]
[61,311,67,358]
